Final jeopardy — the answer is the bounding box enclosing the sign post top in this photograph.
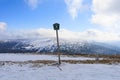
[53,23,60,30]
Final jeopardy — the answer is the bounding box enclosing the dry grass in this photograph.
[0,53,120,66]
[27,60,56,64]
[61,53,120,59]
[1,59,120,65]
[61,59,120,64]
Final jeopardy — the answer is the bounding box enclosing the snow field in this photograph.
[0,53,98,61]
[0,63,120,80]
[0,53,119,80]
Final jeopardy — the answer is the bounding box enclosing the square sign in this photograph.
[53,23,60,30]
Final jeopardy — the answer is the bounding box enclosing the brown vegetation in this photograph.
[0,54,120,66]
[1,59,120,65]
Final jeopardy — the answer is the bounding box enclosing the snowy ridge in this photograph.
[0,38,120,54]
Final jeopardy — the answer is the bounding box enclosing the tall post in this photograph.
[53,23,61,65]
[56,30,61,64]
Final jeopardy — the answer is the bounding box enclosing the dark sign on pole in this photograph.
[53,23,60,30]
[53,23,61,65]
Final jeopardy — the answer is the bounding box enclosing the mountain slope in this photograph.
[0,38,120,54]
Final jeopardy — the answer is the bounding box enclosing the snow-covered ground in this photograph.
[0,53,98,61]
[0,53,119,80]
[0,63,120,80]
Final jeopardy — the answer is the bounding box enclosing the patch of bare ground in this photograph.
[62,54,120,58]
[1,59,120,66]
[61,59,120,64]
[0,53,120,65]
[0,60,56,65]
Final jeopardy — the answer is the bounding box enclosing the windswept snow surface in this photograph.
[0,54,119,80]
[0,64,120,80]
[0,53,97,61]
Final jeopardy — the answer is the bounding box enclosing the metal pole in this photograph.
[56,30,61,65]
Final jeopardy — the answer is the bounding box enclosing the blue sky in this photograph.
[0,0,120,41]
[0,0,93,31]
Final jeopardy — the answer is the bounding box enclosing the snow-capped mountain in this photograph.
[0,38,120,54]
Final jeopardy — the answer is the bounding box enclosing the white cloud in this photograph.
[81,29,120,41]
[25,0,40,9]
[0,28,120,42]
[91,0,120,29]
[65,0,83,19]
[0,22,7,31]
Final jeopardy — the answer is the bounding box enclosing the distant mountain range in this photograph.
[0,38,120,54]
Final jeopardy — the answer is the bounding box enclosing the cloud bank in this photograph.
[0,28,120,42]
[91,0,120,30]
